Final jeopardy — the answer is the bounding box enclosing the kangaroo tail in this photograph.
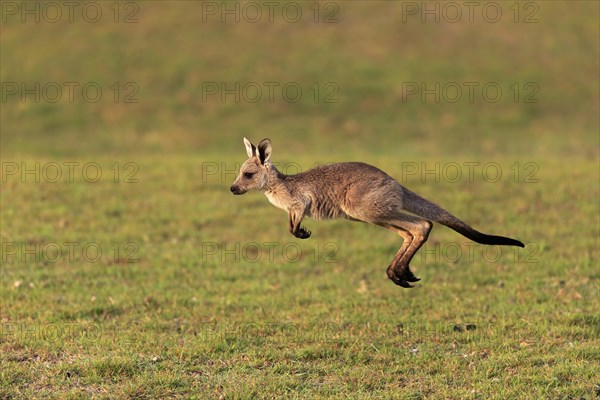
[402,188,525,248]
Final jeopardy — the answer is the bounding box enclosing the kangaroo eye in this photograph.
[243,172,254,179]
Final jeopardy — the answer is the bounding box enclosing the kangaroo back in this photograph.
[402,189,525,248]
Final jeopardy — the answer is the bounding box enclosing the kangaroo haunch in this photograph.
[230,138,525,288]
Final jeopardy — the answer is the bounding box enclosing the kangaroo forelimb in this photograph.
[288,210,311,239]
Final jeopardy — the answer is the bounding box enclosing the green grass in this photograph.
[1,1,599,399]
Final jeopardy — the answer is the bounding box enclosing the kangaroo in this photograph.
[230,138,524,288]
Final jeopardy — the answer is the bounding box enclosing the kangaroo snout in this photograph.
[230,185,245,195]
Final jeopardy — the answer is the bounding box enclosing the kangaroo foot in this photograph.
[387,265,414,288]
[400,266,420,283]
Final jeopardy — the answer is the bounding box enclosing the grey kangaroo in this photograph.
[230,138,524,288]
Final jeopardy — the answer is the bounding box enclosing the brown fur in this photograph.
[231,138,524,288]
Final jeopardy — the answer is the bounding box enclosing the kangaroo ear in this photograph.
[243,137,256,158]
[257,138,272,164]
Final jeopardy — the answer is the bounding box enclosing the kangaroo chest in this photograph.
[264,190,290,211]
[264,187,346,221]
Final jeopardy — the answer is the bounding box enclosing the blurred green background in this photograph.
[2,1,597,159]
[1,1,599,398]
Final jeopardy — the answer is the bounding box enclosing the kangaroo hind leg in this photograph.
[379,214,432,288]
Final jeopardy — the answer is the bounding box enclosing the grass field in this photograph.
[1,1,599,398]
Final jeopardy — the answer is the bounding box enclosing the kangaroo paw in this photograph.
[386,265,414,288]
[295,226,311,239]
[400,266,421,283]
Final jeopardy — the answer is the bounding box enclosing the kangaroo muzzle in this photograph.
[230,185,246,195]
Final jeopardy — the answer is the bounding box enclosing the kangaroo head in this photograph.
[230,137,272,195]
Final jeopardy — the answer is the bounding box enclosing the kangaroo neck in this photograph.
[264,164,289,193]
[265,164,290,194]
[262,164,295,211]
